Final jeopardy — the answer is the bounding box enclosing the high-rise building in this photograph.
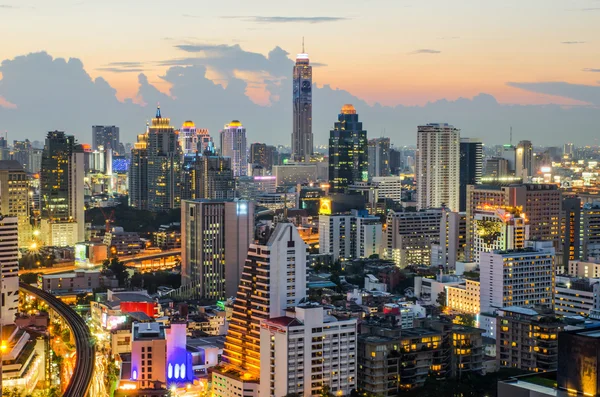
[466,184,561,261]
[389,147,402,174]
[11,139,42,174]
[181,199,254,300]
[259,304,358,397]
[563,143,574,158]
[0,161,31,247]
[129,132,149,210]
[92,125,120,153]
[385,209,443,267]
[130,322,167,390]
[501,144,516,174]
[480,241,555,313]
[318,210,383,261]
[220,120,248,177]
[417,123,460,211]
[249,143,275,171]
[40,130,85,246]
[561,198,600,266]
[291,46,313,162]
[213,223,308,396]
[459,138,482,211]
[147,107,182,211]
[431,209,467,269]
[178,120,199,156]
[484,157,509,179]
[0,215,19,326]
[472,206,528,263]
[328,104,368,193]
[516,140,533,180]
[368,137,391,178]
[181,154,235,201]
[197,128,213,154]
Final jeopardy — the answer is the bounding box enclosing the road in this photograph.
[20,282,95,397]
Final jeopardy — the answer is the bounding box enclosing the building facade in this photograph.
[181,200,254,299]
[328,104,368,193]
[416,123,460,211]
[368,137,391,178]
[92,125,120,152]
[220,120,247,177]
[459,138,482,211]
[129,132,149,210]
[291,48,313,162]
[0,161,31,247]
[0,216,18,325]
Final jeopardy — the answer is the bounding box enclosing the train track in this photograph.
[19,282,95,397]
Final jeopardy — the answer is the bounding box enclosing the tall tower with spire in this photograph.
[291,39,313,162]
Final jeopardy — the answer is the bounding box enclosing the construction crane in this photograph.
[98,207,115,233]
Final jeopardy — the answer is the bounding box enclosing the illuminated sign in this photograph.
[216,301,226,311]
[319,198,332,215]
[74,244,88,264]
[237,202,248,215]
[106,315,127,330]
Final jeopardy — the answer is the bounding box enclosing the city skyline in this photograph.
[1,1,600,145]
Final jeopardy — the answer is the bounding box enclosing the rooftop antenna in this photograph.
[302,36,305,53]
[510,126,513,146]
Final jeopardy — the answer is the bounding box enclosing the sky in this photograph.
[0,0,599,145]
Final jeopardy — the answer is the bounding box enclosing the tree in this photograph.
[436,290,447,310]
[103,257,129,286]
[320,385,334,397]
[454,313,477,327]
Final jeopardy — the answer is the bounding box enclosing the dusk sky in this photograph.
[1,0,600,145]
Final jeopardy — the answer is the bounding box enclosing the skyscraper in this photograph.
[213,223,308,396]
[328,104,368,193]
[147,107,182,211]
[220,120,247,177]
[0,161,31,248]
[416,123,460,211]
[40,130,85,246]
[178,120,199,156]
[459,138,483,211]
[92,125,120,153]
[516,140,533,180]
[181,199,254,299]
[291,45,313,162]
[368,137,391,178]
[181,154,235,201]
[129,131,149,210]
[0,215,19,326]
[249,143,275,171]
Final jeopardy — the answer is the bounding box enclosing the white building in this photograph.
[319,210,382,261]
[432,209,467,269]
[273,163,319,186]
[0,216,18,326]
[219,120,247,177]
[479,241,555,313]
[555,275,599,317]
[236,176,277,201]
[178,120,200,156]
[364,274,387,292]
[416,123,460,211]
[259,304,357,397]
[567,260,600,278]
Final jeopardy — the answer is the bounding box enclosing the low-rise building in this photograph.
[445,278,481,314]
[103,227,144,256]
[555,275,600,317]
[38,269,117,292]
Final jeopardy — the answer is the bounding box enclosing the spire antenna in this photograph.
[302,36,305,53]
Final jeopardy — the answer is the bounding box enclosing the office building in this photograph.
[328,104,368,193]
[568,260,600,278]
[496,306,563,372]
[318,210,383,261]
[103,227,144,256]
[446,279,480,314]
[92,125,120,153]
[236,176,277,201]
[40,130,85,246]
[472,206,528,263]
[0,161,30,247]
[213,223,308,396]
[273,163,321,186]
[556,326,600,396]
[147,107,182,211]
[561,198,600,266]
[11,140,42,174]
[480,241,555,313]
[291,46,313,162]
[385,209,443,267]
[368,137,391,178]
[459,138,482,211]
[501,144,516,174]
[181,154,235,201]
[178,120,199,156]
[554,276,599,317]
[466,184,561,261]
[249,143,275,171]
[220,120,247,177]
[181,200,254,300]
[516,140,533,180]
[484,157,510,179]
[417,123,460,211]
[0,216,18,326]
[259,304,357,397]
[130,322,167,390]
[129,132,149,210]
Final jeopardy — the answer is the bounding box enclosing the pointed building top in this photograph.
[156,105,161,119]
[302,36,305,53]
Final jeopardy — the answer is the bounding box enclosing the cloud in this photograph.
[562,41,586,44]
[96,67,145,73]
[583,68,600,73]
[581,8,600,11]
[507,81,600,106]
[0,4,15,8]
[222,16,348,24]
[1,50,600,147]
[410,49,441,54]
[174,44,239,53]
[311,62,328,68]
[105,61,145,67]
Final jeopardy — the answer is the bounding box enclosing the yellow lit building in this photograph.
[446,279,480,314]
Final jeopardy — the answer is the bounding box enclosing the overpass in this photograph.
[19,283,95,397]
